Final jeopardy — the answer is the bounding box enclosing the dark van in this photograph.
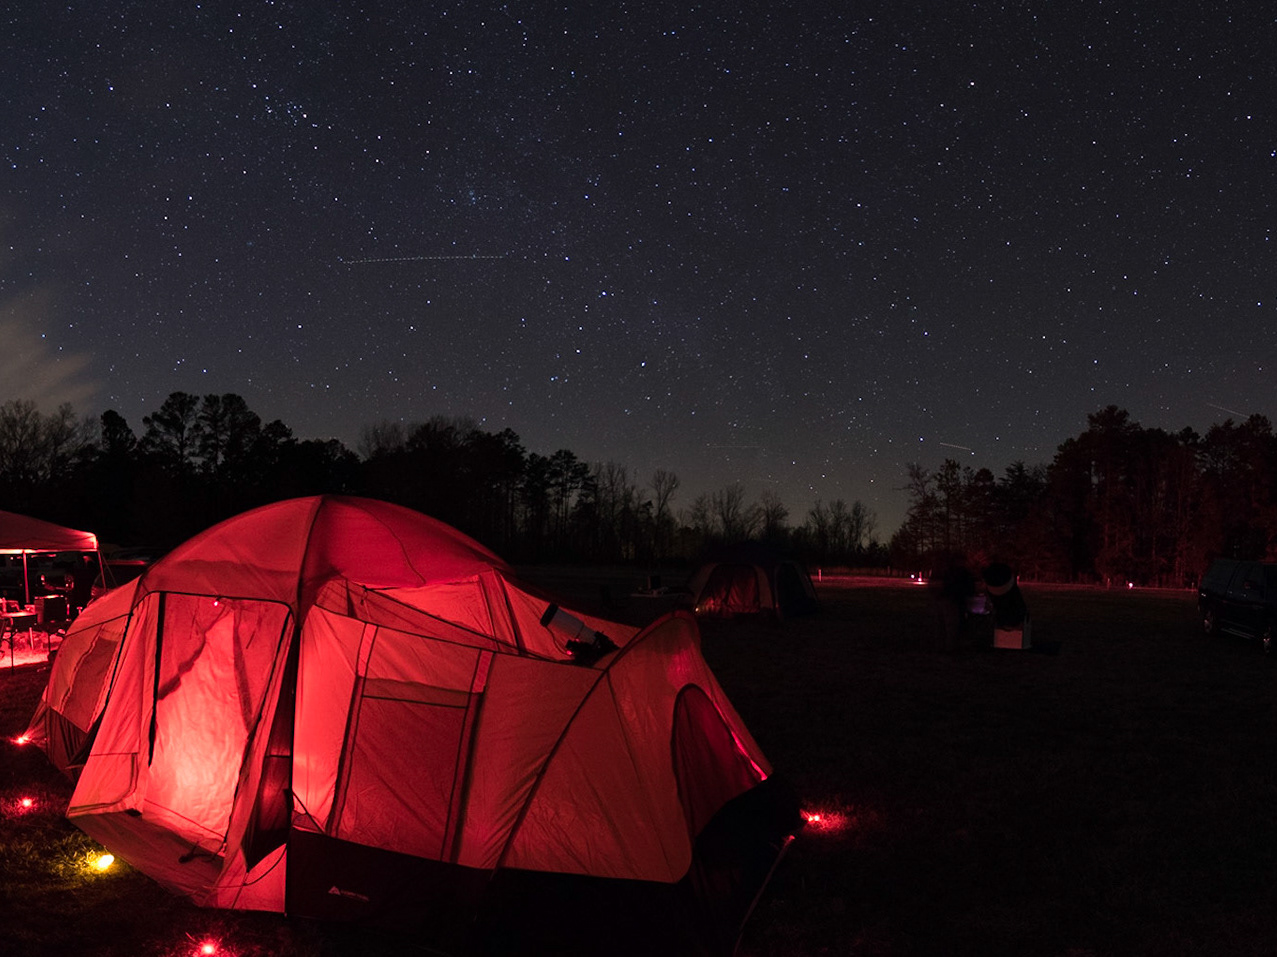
[1198,558,1277,653]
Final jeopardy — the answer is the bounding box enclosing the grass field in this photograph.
[3,580,1275,956]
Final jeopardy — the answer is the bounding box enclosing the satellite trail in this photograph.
[338,254,506,264]
[938,442,974,453]
[1206,402,1246,418]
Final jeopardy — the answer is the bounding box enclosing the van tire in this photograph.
[1203,608,1217,636]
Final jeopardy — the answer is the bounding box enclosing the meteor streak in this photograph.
[1206,402,1247,418]
[338,254,506,264]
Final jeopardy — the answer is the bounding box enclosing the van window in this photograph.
[1226,563,1258,598]
[1204,559,1238,591]
[1245,564,1265,591]
[1229,563,1266,597]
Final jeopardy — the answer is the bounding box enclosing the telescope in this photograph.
[540,603,618,665]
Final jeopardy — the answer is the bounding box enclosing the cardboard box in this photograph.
[993,619,1032,650]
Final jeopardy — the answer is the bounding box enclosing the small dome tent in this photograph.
[689,543,819,621]
[26,496,799,955]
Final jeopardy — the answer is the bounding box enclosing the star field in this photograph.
[3,2,1275,533]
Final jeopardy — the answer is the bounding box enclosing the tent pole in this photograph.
[22,551,30,607]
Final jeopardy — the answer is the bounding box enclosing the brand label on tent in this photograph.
[327,886,371,903]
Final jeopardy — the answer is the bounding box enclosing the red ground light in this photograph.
[3,795,38,818]
[802,808,851,833]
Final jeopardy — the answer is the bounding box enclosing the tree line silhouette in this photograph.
[2,396,1269,582]
[0,393,881,566]
[892,405,1277,585]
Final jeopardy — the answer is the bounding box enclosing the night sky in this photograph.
[4,3,1275,533]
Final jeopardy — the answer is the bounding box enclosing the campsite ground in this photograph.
[3,576,1276,956]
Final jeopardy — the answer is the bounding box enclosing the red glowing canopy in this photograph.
[0,509,98,552]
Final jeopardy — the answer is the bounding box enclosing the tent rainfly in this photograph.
[25,496,800,955]
[0,508,102,607]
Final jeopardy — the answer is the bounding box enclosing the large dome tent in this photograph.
[25,496,800,954]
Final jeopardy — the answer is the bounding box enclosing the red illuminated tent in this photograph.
[26,496,798,954]
[689,543,819,621]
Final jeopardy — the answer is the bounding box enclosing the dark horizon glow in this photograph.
[4,3,1275,534]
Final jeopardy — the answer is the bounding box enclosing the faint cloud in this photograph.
[0,289,100,412]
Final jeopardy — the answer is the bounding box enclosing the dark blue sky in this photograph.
[4,2,1274,533]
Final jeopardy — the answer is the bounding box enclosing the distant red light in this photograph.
[801,807,850,834]
[14,734,30,745]
[199,942,218,956]
[21,797,33,808]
